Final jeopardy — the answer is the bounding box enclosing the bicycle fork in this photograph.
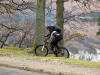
[41,45,45,51]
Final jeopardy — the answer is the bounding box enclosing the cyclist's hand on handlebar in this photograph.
[44,35,47,37]
[47,39,51,43]
[44,39,49,43]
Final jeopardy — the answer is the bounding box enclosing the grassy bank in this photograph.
[0,46,33,58]
[0,46,100,68]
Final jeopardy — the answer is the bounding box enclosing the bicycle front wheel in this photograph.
[59,47,70,58]
[34,45,48,56]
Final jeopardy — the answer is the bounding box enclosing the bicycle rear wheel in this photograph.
[59,47,70,58]
[34,45,48,56]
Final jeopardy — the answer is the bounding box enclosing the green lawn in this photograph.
[0,46,33,58]
[0,46,100,68]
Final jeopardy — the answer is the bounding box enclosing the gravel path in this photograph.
[0,56,100,75]
[0,67,50,75]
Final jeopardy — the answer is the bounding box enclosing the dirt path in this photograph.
[0,56,100,75]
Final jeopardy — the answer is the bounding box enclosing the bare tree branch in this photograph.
[0,0,36,14]
[0,23,23,30]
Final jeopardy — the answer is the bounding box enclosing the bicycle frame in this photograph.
[41,38,59,53]
[40,40,49,51]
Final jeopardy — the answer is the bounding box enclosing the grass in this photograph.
[47,57,100,68]
[0,46,33,58]
[0,46,100,68]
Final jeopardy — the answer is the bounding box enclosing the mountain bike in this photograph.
[34,39,70,58]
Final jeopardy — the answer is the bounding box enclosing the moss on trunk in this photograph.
[56,0,64,46]
[34,0,45,47]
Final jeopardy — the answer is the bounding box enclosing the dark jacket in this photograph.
[45,25,62,40]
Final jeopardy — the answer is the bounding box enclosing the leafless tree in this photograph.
[0,0,36,48]
[0,0,36,15]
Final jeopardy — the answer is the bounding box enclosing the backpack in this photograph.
[53,31,63,41]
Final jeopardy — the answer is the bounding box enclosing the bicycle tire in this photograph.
[34,45,48,56]
[59,47,70,58]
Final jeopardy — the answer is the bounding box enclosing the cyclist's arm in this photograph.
[44,34,51,42]
[44,34,50,37]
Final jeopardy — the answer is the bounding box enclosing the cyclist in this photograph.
[45,25,63,52]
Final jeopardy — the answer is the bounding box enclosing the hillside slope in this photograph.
[63,1,100,60]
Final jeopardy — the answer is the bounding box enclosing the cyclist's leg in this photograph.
[50,40,55,51]
[50,42,54,50]
[50,34,56,50]
[51,39,59,51]
[50,33,60,52]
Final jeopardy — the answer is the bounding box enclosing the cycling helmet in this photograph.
[46,26,51,29]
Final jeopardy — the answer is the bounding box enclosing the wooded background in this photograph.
[0,0,100,55]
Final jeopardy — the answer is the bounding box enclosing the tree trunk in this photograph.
[19,32,27,48]
[0,32,10,48]
[34,0,45,46]
[56,0,64,46]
